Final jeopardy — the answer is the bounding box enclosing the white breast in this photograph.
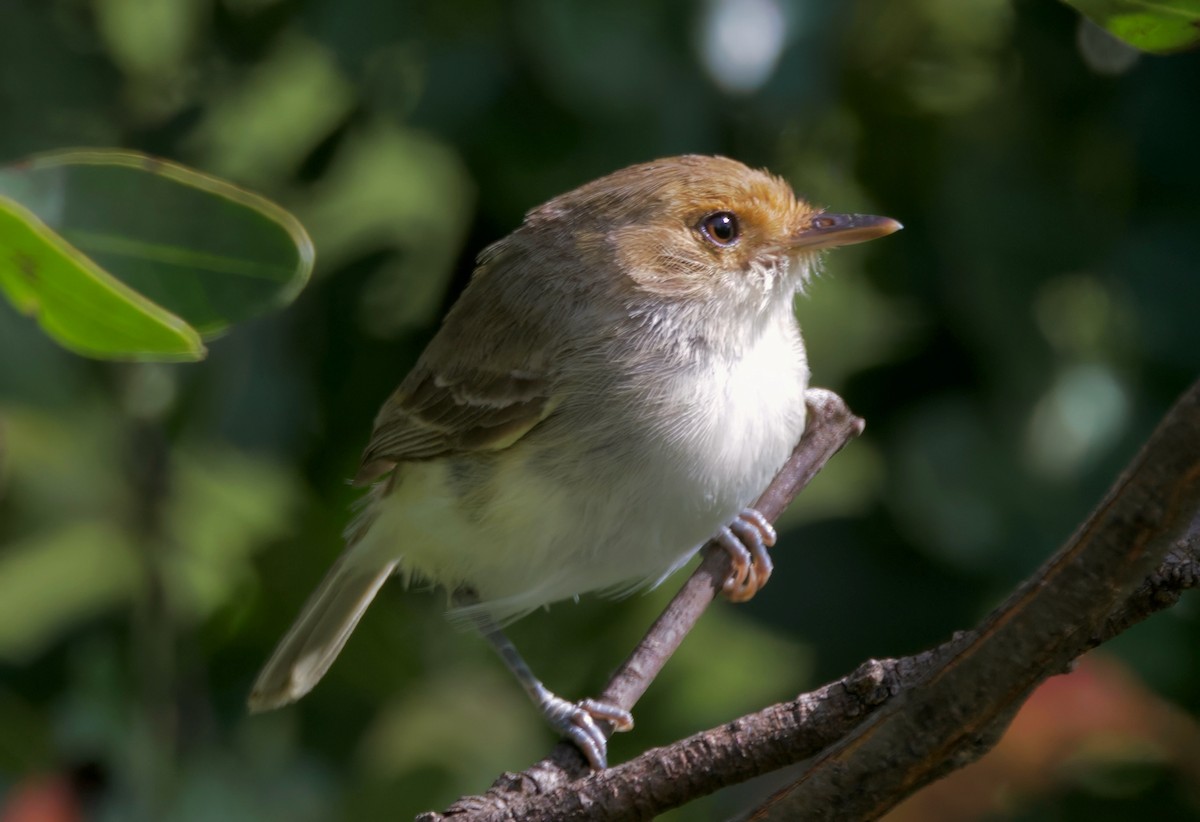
[680,312,810,506]
[529,305,811,603]
[358,306,811,622]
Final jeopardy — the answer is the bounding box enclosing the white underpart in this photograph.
[353,284,811,624]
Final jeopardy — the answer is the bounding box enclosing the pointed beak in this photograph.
[790,213,902,251]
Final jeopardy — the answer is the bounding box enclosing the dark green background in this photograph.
[1,0,1199,819]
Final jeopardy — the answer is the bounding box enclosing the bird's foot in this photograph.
[539,693,634,770]
[717,507,777,603]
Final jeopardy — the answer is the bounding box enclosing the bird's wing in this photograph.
[353,360,556,484]
[352,236,572,485]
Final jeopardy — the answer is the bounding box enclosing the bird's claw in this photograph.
[540,694,634,770]
[718,507,777,603]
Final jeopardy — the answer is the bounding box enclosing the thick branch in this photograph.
[751,376,1200,821]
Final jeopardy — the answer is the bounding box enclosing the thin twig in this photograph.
[421,388,864,820]
[600,388,865,715]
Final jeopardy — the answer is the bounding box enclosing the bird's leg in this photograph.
[717,507,777,603]
[461,600,633,770]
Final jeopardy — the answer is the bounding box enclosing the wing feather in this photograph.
[352,238,567,485]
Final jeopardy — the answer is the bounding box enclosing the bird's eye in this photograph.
[698,211,740,247]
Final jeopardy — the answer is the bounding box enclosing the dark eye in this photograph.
[698,211,740,247]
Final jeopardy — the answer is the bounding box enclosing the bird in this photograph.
[248,154,900,769]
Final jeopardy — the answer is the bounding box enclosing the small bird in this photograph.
[248,155,899,769]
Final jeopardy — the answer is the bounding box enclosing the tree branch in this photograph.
[420,378,1200,822]
[748,376,1200,822]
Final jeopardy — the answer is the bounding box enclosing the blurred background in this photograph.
[2,0,1199,819]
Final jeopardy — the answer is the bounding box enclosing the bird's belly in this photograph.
[359,336,809,620]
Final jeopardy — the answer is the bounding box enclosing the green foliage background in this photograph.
[1,0,1199,819]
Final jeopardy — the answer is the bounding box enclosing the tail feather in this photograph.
[248,556,398,712]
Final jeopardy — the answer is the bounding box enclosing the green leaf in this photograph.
[0,195,204,360]
[0,522,140,662]
[0,149,315,360]
[1064,0,1200,54]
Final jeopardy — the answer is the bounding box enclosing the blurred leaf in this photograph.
[357,666,542,778]
[0,523,139,662]
[780,438,887,527]
[1063,0,1200,54]
[93,0,205,78]
[165,446,301,623]
[0,402,128,527]
[794,270,923,389]
[657,606,810,728]
[186,34,355,187]
[298,125,472,335]
[0,149,315,360]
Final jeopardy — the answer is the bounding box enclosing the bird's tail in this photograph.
[247,554,398,712]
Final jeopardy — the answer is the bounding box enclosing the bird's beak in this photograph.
[790,213,902,251]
